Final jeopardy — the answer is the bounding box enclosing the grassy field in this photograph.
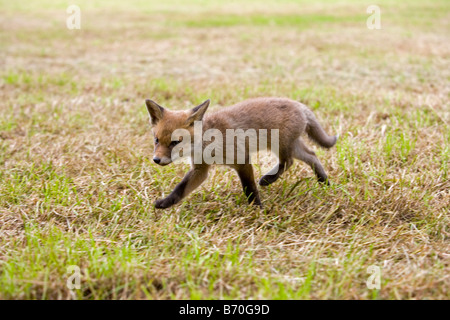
[0,0,449,299]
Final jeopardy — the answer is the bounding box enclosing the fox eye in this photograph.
[170,140,181,147]
[154,137,159,144]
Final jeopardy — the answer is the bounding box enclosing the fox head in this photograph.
[145,99,210,166]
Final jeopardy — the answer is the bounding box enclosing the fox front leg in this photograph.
[155,165,209,209]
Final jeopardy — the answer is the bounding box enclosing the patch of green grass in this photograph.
[2,70,81,95]
[172,13,366,29]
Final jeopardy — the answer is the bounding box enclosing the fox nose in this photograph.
[153,157,161,164]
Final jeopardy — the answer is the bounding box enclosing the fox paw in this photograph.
[154,197,175,209]
[259,175,278,186]
[317,175,330,185]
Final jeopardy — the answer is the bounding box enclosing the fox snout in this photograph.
[152,136,174,166]
[153,156,172,166]
[153,148,172,165]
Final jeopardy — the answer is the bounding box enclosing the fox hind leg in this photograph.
[259,156,293,186]
[235,164,262,207]
[293,138,329,183]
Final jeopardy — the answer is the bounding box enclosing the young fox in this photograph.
[145,97,338,209]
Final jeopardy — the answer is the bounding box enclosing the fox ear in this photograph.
[186,99,210,126]
[145,99,164,125]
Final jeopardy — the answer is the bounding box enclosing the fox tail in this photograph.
[304,109,338,149]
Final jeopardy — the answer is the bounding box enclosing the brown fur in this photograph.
[145,97,337,209]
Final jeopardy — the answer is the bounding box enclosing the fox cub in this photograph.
[145,97,338,209]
